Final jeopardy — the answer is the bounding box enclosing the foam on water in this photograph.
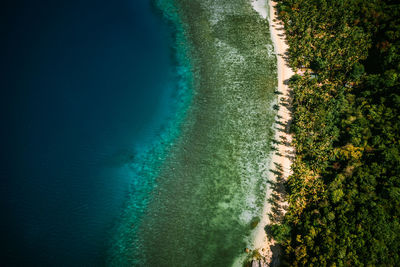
[251,0,268,19]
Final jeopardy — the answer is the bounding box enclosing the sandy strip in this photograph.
[250,0,294,263]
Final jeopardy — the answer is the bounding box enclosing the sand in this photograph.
[250,0,294,263]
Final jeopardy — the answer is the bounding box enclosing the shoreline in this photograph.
[251,0,294,263]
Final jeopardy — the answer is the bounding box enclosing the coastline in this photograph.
[251,0,294,263]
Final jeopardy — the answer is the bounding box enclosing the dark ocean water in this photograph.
[0,0,177,265]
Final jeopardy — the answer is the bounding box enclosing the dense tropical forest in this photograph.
[268,0,400,265]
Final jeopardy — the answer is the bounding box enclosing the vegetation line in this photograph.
[267,0,400,265]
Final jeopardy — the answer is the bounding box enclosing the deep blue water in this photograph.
[0,0,177,265]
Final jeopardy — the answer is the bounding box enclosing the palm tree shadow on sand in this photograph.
[262,58,295,267]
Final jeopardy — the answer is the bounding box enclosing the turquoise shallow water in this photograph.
[109,0,278,266]
[107,0,194,264]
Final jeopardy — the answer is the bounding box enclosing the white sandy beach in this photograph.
[250,0,294,263]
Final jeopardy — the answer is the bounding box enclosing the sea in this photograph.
[0,0,182,265]
[1,0,278,266]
